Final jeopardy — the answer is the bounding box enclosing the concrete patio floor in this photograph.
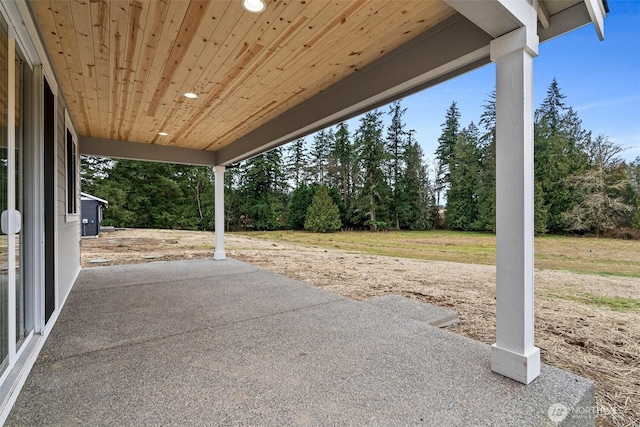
[7,259,593,426]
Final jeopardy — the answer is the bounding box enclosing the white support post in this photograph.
[490,26,540,384]
[213,165,226,260]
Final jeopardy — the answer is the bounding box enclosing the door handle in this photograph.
[1,210,22,234]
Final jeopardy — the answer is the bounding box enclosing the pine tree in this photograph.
[386,101,408,230]
[477,91,496,232]
[435,101,461,199]
[304,185,342,232]
[286,138,309,189]
[331,122,354,210]
[354,110,389,231]
[239,149,287,230]
[398,132,433,230]
[309,129,334,185]
[445,123,482,230]
[288,183,314,229]
[534,79,590,232]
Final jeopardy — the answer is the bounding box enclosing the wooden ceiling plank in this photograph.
[142,0,236,145]
[191,0,406,148]
[149,1,254,142]
[89,0,111,137]
[47,0,93,135]
[160,0,327,146]
[197,0,397,145]
[115,0,151,140]
[107,0,132,139]
[203,2,455,149]
[121,0,169,141]
[69,0,101,137]
[125,0,190,143]
[173,0,351,147]
[145,0,210,118]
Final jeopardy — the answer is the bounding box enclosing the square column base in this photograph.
[213,251,226,261]
[491,344,540,384]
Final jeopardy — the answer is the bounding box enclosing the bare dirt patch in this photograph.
[83,229,639,426]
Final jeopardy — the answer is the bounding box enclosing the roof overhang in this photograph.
[16,0,606,166]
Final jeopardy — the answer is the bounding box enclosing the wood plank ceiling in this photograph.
[31,0,456,151]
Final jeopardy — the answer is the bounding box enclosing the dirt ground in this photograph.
[82,229,639,427]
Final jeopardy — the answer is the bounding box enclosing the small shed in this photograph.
[81,192,108,237]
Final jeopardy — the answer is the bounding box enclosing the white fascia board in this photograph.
[80,193,108,205]
[444,0,537,37]
[584,0,605,40]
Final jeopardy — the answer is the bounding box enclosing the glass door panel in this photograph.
[0,16,8,373]
[15,46,32,346]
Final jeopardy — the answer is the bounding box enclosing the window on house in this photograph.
[66,128,77,214]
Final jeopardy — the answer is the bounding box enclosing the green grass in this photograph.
[231,229,640,277]
[548,292,640,312]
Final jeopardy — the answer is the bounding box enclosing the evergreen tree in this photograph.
[309,129,334,185]
[386,101,408,230]
[476,91,496,232]
[239,149,287,230]
[398,131,434,230]
[354,110,389,231]
[288,183,314,229]
[534,79,590,232]
[286,138,309,189]
[435,101,461,201]
[445,123,482,230]
[330,122,355,214]
[304,185,342,232]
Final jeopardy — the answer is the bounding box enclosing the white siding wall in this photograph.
[56,96,80,306]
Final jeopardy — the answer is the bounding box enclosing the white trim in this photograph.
[31,66,46,336]
[213,165,226,260]
[65,109,79,222]
[80,192,108,205]
[11,0,57,94]
[0,334,43,425]
[584,0,605,41]
[7,35,17,366]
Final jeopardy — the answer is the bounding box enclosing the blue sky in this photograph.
[343,1,640,165]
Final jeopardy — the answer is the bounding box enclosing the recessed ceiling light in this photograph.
[184,92,198,99]
[158,132,168,136]
[242,0,266,13]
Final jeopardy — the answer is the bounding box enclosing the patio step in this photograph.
[366,294,459,327]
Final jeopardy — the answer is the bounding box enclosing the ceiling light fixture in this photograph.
[242,0,266,13]
[184,92,198,99]
[158,132,168,136]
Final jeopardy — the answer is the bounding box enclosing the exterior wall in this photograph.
[81,199,99,237]
[56,95,81,307]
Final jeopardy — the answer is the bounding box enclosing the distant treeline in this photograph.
[81,79,640,237]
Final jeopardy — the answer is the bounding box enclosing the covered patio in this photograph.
[7,259,592,425]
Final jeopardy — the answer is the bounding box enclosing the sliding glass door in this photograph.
[0,12,9,376]
[0,13,35,377]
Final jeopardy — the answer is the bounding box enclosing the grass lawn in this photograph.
[237,229,640,277]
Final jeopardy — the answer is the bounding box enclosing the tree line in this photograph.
[81,79,640,237]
